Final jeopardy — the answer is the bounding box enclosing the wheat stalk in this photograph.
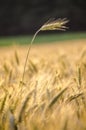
[21,18,69,84]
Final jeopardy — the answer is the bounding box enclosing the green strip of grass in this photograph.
[0,32,86,46]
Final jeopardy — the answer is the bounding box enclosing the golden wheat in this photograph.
[0,36,86,129]
[22,18,68,84]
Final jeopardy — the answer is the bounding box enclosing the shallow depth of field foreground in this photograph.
[0,39,86,130]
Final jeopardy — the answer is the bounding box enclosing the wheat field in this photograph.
[0,39,86,130]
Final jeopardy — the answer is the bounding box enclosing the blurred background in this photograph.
[0,0,86,36]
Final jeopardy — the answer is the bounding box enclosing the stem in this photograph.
[21,29,40,83]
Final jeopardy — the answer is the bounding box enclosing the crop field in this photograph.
[0,36,86,130]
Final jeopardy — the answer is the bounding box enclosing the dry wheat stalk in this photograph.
[21,18,69,84]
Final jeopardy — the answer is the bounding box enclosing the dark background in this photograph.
[0,0,86,36]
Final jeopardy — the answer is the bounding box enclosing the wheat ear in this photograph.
[21,18,68,84]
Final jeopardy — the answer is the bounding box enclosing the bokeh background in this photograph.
[0,0,86,36]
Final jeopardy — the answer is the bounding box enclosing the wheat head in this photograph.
[41,18,68,31]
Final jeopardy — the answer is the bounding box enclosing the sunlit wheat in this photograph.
[22,18,68,84]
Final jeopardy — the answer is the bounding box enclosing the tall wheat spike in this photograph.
[21,18,69,84]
